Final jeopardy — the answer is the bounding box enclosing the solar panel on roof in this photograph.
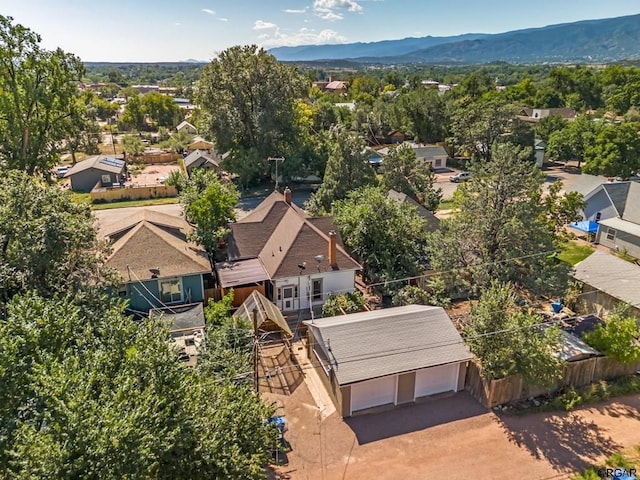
[98,157,124,168]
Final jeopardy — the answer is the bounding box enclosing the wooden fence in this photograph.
[142,152,180,164]
[466,356,640,408]
[90,184,177,202]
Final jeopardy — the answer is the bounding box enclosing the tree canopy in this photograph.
[0,15,85,176]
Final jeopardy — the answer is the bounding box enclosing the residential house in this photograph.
[183,149,221,176]
[187,136,214,153]
[224,188,361,313]
[518,107,577,123]
[101,209,213,313]
[572,251,640,319]
[325,80,348,94]
[304,305,472,417]
[385,130,405,144]
[580,181,640,258]
[64,155,126,193]
[378,143,449,171]
[176,120,197,135]
[387,189,440,232]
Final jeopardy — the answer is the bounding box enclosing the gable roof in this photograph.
[65,155,125,177]
[304,305,472,385]
[567,174,610,197]
[584,181,640,224]
[176,120,196,132]
[106,221,211,281]
[183,149,220,169]
[233,290,293,337]
[573,251,640,307]
[228,191,361,278]
[387,189,440,232]
[326,80,347,90]
[99,208,191,239]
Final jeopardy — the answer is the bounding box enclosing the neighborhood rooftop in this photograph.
[64,155,125,176]
[304,305,472,386]
[573,251,640,307]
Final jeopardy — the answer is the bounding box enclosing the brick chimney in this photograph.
[328,230,337,269]
[283,186,292,205]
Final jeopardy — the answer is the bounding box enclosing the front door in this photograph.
[282,286,294,311]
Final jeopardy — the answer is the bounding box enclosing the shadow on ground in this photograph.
[494,398,640,472]
[345,391,487,445]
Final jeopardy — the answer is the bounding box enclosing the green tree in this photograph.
[466,282,562,386]
[333,186,428,285]
[161,130,194,155]
[546,115,600,167]
[397,88,448,143]
[181,169,239,258]
[392,280,451,309]
[584,306,640,364]
[447,96,519,162]
[143,91,183,127]
[543,180,585,236]
[0,171,112,312]
[322,291,367,317]
[535,115,569,143]
[583,122,640,178]
[197,45,306,160]
[379,143,442,212]
[0,16,85,176]
[427,143,569,296]
[0,293,278,479]
[306,126,375,214]
[122,134,145,157]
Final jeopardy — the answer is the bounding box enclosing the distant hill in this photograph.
[269,34,489,61]
[269,14,640,64]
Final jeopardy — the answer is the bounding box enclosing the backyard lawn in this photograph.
[557,240,595,266]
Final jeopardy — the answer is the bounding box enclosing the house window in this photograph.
[606,228,616,242]
[101,174,111,184]
[595,212,601,222]
[312,278,323,302]
[435,159,442,167]
[160,278,182,303]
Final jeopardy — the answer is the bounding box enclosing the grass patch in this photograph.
[557,240,595,266]
[70,192,92,204]
[91,197,179,210]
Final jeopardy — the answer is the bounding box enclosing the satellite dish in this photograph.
[314,255,325,263]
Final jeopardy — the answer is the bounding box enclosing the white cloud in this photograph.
[283,8,307,14]
[253,20,278,30]
[201,8,215,15]
[313,0,362,20]
[175,22,182,26]
[218,17,229,22]
[258,27,347,47]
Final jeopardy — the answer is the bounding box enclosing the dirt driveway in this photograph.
[271,380,640,480]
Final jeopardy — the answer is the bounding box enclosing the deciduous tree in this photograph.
[0,16,85,176]
[583,122,640,178]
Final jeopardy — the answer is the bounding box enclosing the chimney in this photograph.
[328,230,337,269]
[283,186,292,205]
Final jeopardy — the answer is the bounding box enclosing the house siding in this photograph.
[70,168,120,193]
[583,189,618,222]
[274,269,357,312]
[596,227,640,258]
[577,283,640,320]
[125,274,204,312]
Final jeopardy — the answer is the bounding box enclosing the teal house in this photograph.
[101,209,213,313]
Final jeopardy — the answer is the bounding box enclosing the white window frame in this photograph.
[159,277,183,304]
[312,278,323,302]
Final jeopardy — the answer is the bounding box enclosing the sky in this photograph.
[1,0,640,62]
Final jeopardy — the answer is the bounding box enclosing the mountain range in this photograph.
[269,14,640,64]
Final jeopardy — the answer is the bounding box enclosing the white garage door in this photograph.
[350,375,397,414]
[414,363,459,398]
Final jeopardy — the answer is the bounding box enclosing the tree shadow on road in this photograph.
[345,392,487,445]
[495,408,624,472]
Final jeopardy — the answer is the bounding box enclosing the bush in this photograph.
[322,291,366,317]
[584,307,640,364]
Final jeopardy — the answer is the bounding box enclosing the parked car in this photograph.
[450,172,471,183]
[56,166,69,178]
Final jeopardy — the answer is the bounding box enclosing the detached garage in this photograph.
[305,305,472,417]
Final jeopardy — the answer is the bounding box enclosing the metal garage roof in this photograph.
[304,305,472,386]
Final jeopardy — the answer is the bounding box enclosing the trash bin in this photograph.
[551,301,563,314]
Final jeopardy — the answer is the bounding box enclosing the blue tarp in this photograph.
[570,220,599,234]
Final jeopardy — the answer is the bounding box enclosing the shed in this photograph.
[305,305,472,417]
[65,155,126,192]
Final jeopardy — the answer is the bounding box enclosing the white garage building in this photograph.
[305,305,472,417]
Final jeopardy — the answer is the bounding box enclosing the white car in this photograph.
[56,166,69,178]
[450,172,471,183]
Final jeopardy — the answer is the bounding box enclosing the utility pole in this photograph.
[253,307,259,393]
[267,157,285,192]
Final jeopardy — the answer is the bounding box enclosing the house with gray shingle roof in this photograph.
[224,188,361,313]
[103,211,212,313]
[183,149,220,176]
[304,305,472,417]
[580,181,640,259]
[572,251,640,319]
